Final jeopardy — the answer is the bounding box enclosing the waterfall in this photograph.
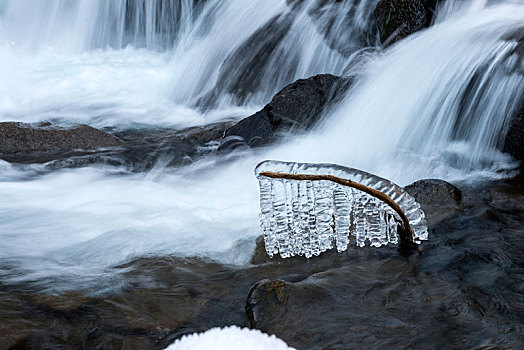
[168,0,380,106]
[285,2,524,178]
[0,0,196,50]
[0,0,380,107]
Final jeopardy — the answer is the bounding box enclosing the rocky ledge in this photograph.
[0,121,234,170]
[0,122,121,163]
[218,74,353,153]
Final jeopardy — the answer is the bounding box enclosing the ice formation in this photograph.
[256,161,428,258]
[165,326,294,350]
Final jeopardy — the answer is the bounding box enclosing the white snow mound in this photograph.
[165,326,294,350]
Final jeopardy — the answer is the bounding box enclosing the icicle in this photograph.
[313,180,334,254]
[256,160,428,258]
[333,188,351,252]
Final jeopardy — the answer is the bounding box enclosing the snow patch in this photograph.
[165,326,294,350]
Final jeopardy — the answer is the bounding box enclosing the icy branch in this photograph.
[255,160,428,258]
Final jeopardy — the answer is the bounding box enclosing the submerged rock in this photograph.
[0,122,121,163]
[245,279,290,330]
[218,74,352,153]
[404,179,462,224]
[111,121,235,171]
[0,121,233,170]
[374,0,430,46]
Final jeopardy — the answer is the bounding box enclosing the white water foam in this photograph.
[0,0,380,112]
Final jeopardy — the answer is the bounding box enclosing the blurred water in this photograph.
[0,0,522,288]
[0,0,379,110]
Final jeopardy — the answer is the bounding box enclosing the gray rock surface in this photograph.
[0,121,234,170]
[404,179,462,224]
[0,122,121,163]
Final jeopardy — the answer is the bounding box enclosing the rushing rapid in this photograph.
[0,0,523,289]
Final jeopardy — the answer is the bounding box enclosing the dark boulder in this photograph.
[218,74,352,153]
[504,108,524,162]
[404,179,462,224]
[0,122,121,163]
[422,0,442,23]
[374,0,430,46]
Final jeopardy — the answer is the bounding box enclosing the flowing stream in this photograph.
[0,0,523,290]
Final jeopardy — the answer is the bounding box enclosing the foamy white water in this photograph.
[0,0,379,117]
[0,0,522,288]
[0,46,219,128]
[272,2,524,180]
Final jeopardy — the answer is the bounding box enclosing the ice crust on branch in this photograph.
[256,160,428,258]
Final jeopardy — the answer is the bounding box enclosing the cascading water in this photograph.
[280,2,524,179]
[0,0,196,50]
[0,0,379,128]
[167,0,380,106]
[0,0,523,290]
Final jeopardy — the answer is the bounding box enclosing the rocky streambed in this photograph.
[1,1,524,348]
[0,176,523,348]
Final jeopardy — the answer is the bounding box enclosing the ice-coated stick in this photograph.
[258,171,415,245]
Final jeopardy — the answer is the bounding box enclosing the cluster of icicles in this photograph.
[256,161,428,258]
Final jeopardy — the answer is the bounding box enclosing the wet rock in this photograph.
[488,174,524,212]
[504,107,524,162]
[301,0,378,57]
[6,121,234,170]
[245,279,289,329]
[250,236,272,265]
[374,0,429,46]
[0,122,121,163]
[422,0,443,22]
[404,179,462,224]
[110,121,234,171]
[501,28,524,162]
[218,74,352,153]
